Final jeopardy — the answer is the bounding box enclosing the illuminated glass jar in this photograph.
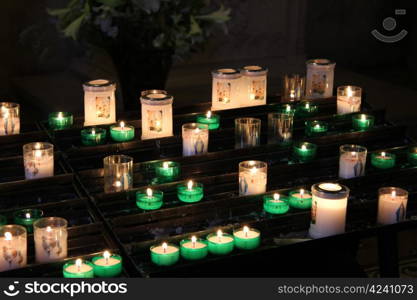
[235,118,261,149]
[0,102,20,136]
[268,112,294,145]
[239,160,267,196]
[282,74,305,102]
[103,155,133,193]
[337,86,362,115]
[306,59,335,99]
[83,79,116,126]
[339,144,367,179]
[377,187,408,225]
[211,68,242,111]
[0,225,27,272]
[23,142,54,180]
[309,182,350,239]
[240,65,268,107]
[182,123,209,156]
[34,217,68,263]
[140,90,173,140]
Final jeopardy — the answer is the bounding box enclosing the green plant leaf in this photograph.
[196,4,231,23]
[96,0,126,7]
[63,14,85,40]
[46,8,70,17]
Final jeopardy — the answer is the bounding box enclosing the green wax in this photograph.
[13,208,43,233]
[206,232,234,255]
[279,104,296,115]
[352,114,375,131]
[110,124,135,142]
[136,190,163,210]
[263,194,289,214]
[155,161,180,182]
[305,120,328,137]
[48,112,73,130]
[180,238,208,260]
[407,147,417,166]
[233,228,261,250]
[371,152,396,169]
[177,182,204,203]
[63,261,95,278]
[81,127,107,146]
[196,114,220,130]
[292,142,317,162]
[289,189,312,209]
[0,215,6,226]
[296,102,318,117]
[92,254,122,277]
[150,244,180,266]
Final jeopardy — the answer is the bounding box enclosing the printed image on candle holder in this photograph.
[282,74,305,102]
[377,187,408,225]
[103,155,133,193]
[239,160,267,196]
[306,59,335,99]
[235,118,261,149]
[337,86,362,115]
[0,225,27,272]
[23,142,54,180]
[182,123,209,156]
[339,144,367,179]
[211,68,242,111]
[48,112,73,130]
[268,112,294,145]
[0,102,20,136]
[352,114,375,131]
[408,146,417,166]
[263,193,290,214]
[305,120,328,137]
[81,127,107,146]
[34,217,68,263]
[83,79,116,126]
[13,208,44,234]
[241,65,267,107]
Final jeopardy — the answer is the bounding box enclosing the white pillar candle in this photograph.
[337,86,362,114]
[309,182,350,239]
[0,102,20,136]
[211,68,242,111]
[0,225,27,272]
[34,217,68,263]
[239,160,267,196]
[377,187,408,225]
[240,66,268,107]
[83,79,116,126]
[306,59,336,99]
[182,123,209,156]
[23,142,54,180]
[339,144,367,179]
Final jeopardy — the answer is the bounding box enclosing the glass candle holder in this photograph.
[240,65,268,107]
[180,236,208,260]
[103,155,133,193]
[233,226,261,250]
[63,259,94,278]
[263,193,290,214]
[305,120,329,137]
[268,112,294,145]
[92,251,122,277]
[0,215,6,226]
[239,160,267,196]
[196,111,220,130]
[140,91,173,140]
[182,123,209,156]
[0,102,20,135]
[296,101,318,117]
[177,180,204,203]
[207,230,234,255]
[371,151,396,169]
[408,147,417,166]
[289,188,313,209]
[0,225,27,272]
[110,121,135,142]
[377,187,408,225]
[150,242,180,266]
[34,217,68,263]
[352,114,375,131]
[337,86,362,115]
[48,112,73,130]
[339,144,367,179]
[13,208,44,234]
[279,103,297,115]
[81,127,107,146]
[155,161,180,182]
[309,182,350,239]
[23,142,54,180]
[83,79,116,126]
[306,59,336,99]
[292,142,317,163]
[136,188,164,210]
[235,118,261,149]
[282,74,305,102]
[211,68,242,111]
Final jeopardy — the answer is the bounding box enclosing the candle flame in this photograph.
[381,152,386,157]
[351,151,357,157]
[301,144,307,151]
[286,105,291,112]
[391,190,396,198]
[35,142,41,150]
[4,232,12,241]
[120,121,125,128]
[346,86,353,98]
[92,129,96,135]
[250,167,258,174]
[103,251,111,260]
[114,181,122,188]
[249,93,255,101]
[57,112,63,119]
[163,161,169,169]
[162,242,168,253]
[243,226,249,237]
[314,124,320,129]
[194,127,200,133]
[216,229,223,238]
[300,189,305,197]
[273,193,280,201]
[146,188,153,197]
[290,90,295,98]
[187,180,193,190]
[75,259,82,271]
[206,111,212,119]
[191,236,197,243]
[361,114,366,121]
[25,213,31,219]
[46,226,52,233]
[305,103,310,109]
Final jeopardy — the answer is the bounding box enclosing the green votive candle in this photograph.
[63,259,94,278]
[177,180,204,203]
[0,215,6,226]
[289,188,313,209]
[233,226,261,250]
[279,104,296,115]
[136,188,163,210]
[92,251,122,277]
[150,242,180,266]
[305,120,328,137]
[263,193,290,214]
[207,230,234,255]
[371,151,396,169]
[81,127,107,146]
[352,113,375,131]
[296,101,318,117]
[196,111,220,130]
[110,121,135,142]
[408,147,417,166]
[13,208,44,233]
[292,141,317,162]
[180,236,208,260]
[155,161,180,182]
[48,112,73,130]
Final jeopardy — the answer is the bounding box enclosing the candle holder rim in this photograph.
[155,160,180,168]
[23,142,54,152]
[150,243,179,252]
[206,232,234,241]
[177,181,204,189]
[182,122,209,130]
[91,253,122,264]
[378,187,408,197]
[81,127,107,134]
[339,144,367,153]
[371,151,396,158]
[48,111,73,118]
[63,259,94,270]
[268,111,295,118]
[232,227,260,235]
[337,85,362,91]
[289,189,313,197]
[0,224,27,235]
[306,58,335,66]
[293,141,317,150]
[263,194,289,201]
[140,92,173,102]
[240,65,268,75]
[212,68,240,76]
[103,154,133,165]
[305,120,329,126]
[13,208,44,219]
[239,160,267,169]
[136,189,164,196]
[234,117,261,125]
[0,102,20,109]
[110,123,134,129]
[312,182,350,199]
[352,113,374,120]
[140,89,167,97]
[179,238,208,246]
[83,79,115,88]
[33,217,68,229]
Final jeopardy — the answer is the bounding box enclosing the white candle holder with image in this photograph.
[211,68,242,111]
[377,187,408,225]
[103,155,133,193]
[0,225,27,272]
[182,123,209,157]
[337,86,362,115]
[239,160,267,196]
[34,217,68,263]
[240,65,267,107]
[0,102,20,136]
[23,142,54,180]
[83,79,116,126]
[339,144,367,179]
[306,59,335,99]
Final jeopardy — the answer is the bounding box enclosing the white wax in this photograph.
[239,170,267,196]
[93,257,121,266]
[377,194,408,225]
[241,76,267,108]
[141,103,173,140]
[24,154,54,180]
[0,236,27,272]
[306,66,334,98]
[292,192,312,199]
[182,129,209,156]
[0,116,20,135]
[339,152,366,179]
[337,95,361,114]
[181,241,207,249]
[233,230,260,239]
[84,90,116,126]
[207,235,234,244]
[65,263,93,273]
[211,76,242,111]
[34,227,68,263]
[151,245,179,254]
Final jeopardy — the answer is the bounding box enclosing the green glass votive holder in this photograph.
[352,113,375,131]
[13,208,44,233]
[180,237,208,260]
[263,193,290,214]
[296,101,318,117]
[81,127,107,146]
[92,252,122,277]
[279,104,296,115]
[305,120,328,137]
[196,111,220,130]
[289,189,313,209]
[292,141,317,163]
[110,122,135,142]
[150,243,180,266]
[408,147,417,166]
[207,231,234,255]
[233,226,261,250]
[0,214,6,226]
[177,181,204,203]
[48,112,73,130]
[63,260,95,278]
[371,152,396,169]
[136,188,164,210]
[155,161,180,182]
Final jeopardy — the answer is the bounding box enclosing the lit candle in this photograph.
[182,123,209,156]
[0,102,20,136]
[377,187,408,225]
[207,230,234,255]
[339,145,367,179]
[83,79,116,126]
[150,242,180,266]
[23,142,54,180]
[337,85,362,115]
[267,112,294,145]
[13,208,44,233]
[154,161,180,182]
[63,258,94,278]
[239,160,267,196]
[292,141,317,162]
[263,192,290,214]
[305,120,328,137]
[352,113,375,131]
[196,111,220,130]
[306,59,335,99]
[408,146,417,166]
[48,112,73,130]
[34,217,68,263]
[92,250,123,277]
[136,188,164,210]
[177,180,204,203]
[211,68,242,110]
[240,65,268,108]
[296,101,318,117]
[81,127,107,146]
[103,155,133,193]
[233,226,261,250]
[110,121,135,142]
[280,104,296,114]
[180,236,208,260]
[371,151,396,169]
[0,225,27,272]
[289,188,313,209]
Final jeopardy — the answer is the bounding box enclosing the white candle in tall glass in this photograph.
[23,142,54,180]
[34,217,68,263]
[103,155,133,193]
[0,225,27,271]
[377,187,408,225]
[0,102,20,136]
[239,160,267,196]
[337,86,362,114]
[309,182,350,238]
[211,68,242,111]
[182,123,209,156]
[83,79,116,126]
[240,66,267,107]
[339,144,367,179]
[306,59,335,99]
